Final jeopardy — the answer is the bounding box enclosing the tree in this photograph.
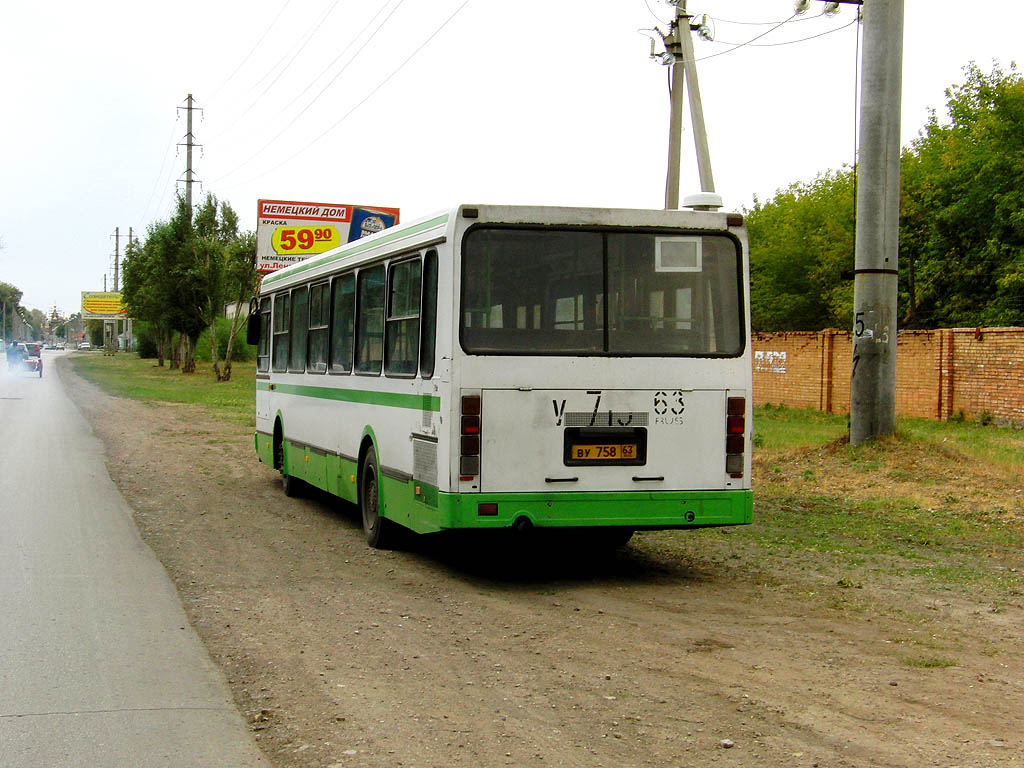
[745,169,856,331]
[1,281,22,340]
[218,230,258,381]
[748,62,1024,331]
[190,193,256,381]
[26,308,45,340]
[122,192,257,379]
[901,62,1024,327]
[122,211,183,366]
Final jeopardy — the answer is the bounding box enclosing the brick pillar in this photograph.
[937,329,955,420]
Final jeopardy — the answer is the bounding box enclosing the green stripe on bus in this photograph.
[258,381,440,411]
[262,214,450,286]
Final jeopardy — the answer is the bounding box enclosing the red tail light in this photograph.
[460,392,481,481]
[726,396,745,478]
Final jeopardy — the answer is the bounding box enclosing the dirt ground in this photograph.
[59,359,1023,768]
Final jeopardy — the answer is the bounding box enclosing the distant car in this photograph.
[7,342,43,377]
[78,342,92,350]
[24,343,43,376]
[57,343,66,350]
[45,344,57,350]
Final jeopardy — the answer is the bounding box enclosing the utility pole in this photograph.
[660,1,714,209]
[850,0,903,444]
[112,227,120,292]
[177,94,202,216]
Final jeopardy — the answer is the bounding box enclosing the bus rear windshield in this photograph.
[461,227,744,356]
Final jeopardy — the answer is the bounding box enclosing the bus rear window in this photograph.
[461,228,743,356]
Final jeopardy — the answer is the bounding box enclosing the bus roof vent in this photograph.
[681,192,723,211]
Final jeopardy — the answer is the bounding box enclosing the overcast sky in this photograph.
[1,0,1019,319]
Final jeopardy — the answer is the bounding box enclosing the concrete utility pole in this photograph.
[850,0,904,444]
[112,227,119,292]
[663,1,714,209]
[177,94,202,215]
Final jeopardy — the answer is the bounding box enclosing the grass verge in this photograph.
[653,405,1024,602]
[67,352,256,426]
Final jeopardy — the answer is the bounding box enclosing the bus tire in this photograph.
[275,433,300,498]
[360,447,394,549]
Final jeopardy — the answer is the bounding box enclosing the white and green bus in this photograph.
[253,203,752,548]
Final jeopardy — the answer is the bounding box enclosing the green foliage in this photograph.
[133,320,160,358]
[85,319,104,347]
[902,62,1024,327]
[195,317,256,362]
[747,62,1024,330]
[746,169,856,331]
[121,192,257,375]
[0,281,24,340]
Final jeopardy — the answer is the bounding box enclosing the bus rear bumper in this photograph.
[436,489,753,530]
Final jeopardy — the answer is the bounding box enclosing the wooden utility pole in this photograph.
[850,0,904,444]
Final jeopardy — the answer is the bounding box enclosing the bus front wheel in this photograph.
[360,447,394,549]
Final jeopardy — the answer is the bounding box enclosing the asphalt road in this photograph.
[0,352,268,767]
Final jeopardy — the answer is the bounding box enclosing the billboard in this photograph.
[81,291,127,319]
[256,199,400,274]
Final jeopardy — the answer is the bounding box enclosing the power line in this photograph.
[692,14,797,63]
[136,116,180,230]
[227,0,473,190]
[709,12,826,25]
[212,1,340,140]
[208,0,294,101]
[211,0,409,185]
[246,1,341,107]
[708,17,857,49]
[278,0,406,120]
[642,0,669,25]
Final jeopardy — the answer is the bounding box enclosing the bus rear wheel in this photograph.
[360,447,394,549]
[275,433,300,498]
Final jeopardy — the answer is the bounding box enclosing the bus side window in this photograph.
[289,285,309,372]
[257,297,271,372]
[329,273,355,374]
[355,265,385,374]
[420,250,438,379]
[307,282,329,373]
[272,292,291,372]
[385,257,421,377]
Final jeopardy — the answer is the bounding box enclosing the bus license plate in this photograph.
[570,443,637,461]
[563,427,646,466]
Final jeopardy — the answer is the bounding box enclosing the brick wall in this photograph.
[753,327,1024,426]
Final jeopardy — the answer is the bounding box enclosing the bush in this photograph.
[134,322,160,359]
[196,316,256,363]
